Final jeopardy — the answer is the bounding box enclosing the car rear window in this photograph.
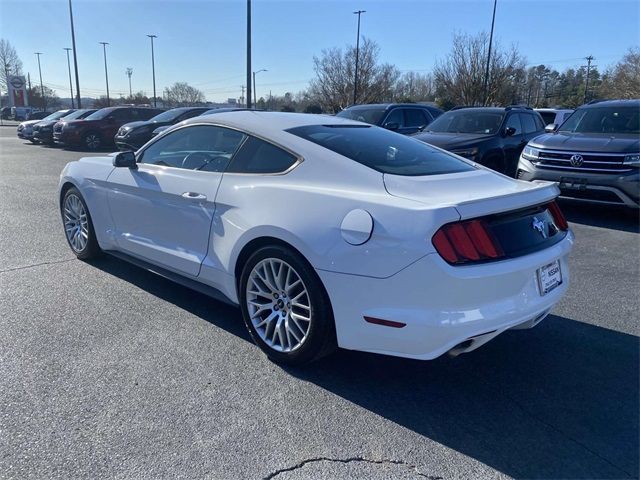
[287,124,476,176]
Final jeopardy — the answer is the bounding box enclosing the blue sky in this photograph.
[1,0,638,102]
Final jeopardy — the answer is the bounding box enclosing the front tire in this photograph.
[239,245,336,365]
[61,187,100,260]
[82,132,102,151]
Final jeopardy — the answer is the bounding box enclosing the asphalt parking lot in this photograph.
[1,126,638,480]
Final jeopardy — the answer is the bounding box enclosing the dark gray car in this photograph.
[517,99,639,208]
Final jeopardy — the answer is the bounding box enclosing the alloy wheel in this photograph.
[63,193,89,252]
[85,134,100,150]
[246,258,312,353]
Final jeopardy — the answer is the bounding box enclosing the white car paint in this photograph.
[58,111,573,360]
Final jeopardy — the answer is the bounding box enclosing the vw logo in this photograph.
[532,217,547,239]
[570,154,584,167]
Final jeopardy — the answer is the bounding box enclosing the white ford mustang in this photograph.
[58,111,573,365]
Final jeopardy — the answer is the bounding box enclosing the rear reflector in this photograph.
[547,201,569,231]
[363,316,407,328]
[432,219,505,265]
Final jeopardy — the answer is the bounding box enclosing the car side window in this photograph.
[521,114,538,134]
[533,114,545,131]
[405,109,430,128]
[180,110,205,121]
[383,109,403,127]
[110,109,131,122]
[226,136,298,174]
[139,125,247,172]
[136,108,156,120]
[505,113,522,135]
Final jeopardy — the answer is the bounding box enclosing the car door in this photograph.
[106,124,247,277]
[502,113,526,169]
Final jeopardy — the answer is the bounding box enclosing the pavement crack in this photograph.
[263,456,441,479]
[0,258,75,274]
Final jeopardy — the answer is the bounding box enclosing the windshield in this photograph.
[148,109,185,123]
[60,109,91,121]
[336,107,387,125]
[287,124,476,176]
[559,106,640,134]
[44,110,72,121]
[84,109,112,120]
[427,110,504,134]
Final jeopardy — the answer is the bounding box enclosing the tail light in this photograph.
[547,201,568,231]
[432,219,504,265]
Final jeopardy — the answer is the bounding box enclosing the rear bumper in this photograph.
[318,231,574,360]
[517,157,639,208]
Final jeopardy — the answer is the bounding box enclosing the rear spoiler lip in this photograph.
[453,180,560,220]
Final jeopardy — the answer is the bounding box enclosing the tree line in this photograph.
[2,34,638,114]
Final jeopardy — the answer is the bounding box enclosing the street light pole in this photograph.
[147,35,157,107]
[252,69,267,107]
[68,0,81,107]
[482,0,497,106]
[99,42,110,106]
[126,68,133,97]
[353,10,365,105]
[64,48,75,108]
[246,0,252,109]
[34,52,45,111]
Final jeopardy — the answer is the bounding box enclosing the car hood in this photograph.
[412,131,493,149]
[121,120,170,131]
[383,169,559,219]
[34,120,58,128]
[19,120,42,128]
[529,132,639,153]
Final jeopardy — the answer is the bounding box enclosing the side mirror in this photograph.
[545,123,558,133]
[504,126,517,137]
[113,151,137,168]
[383,122,400,131]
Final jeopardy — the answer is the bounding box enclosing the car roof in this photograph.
[582,99,640,108]
[344,103,438,110]
[535,108,574,113]
[184,111,362,137]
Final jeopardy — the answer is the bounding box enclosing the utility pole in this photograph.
[68,0,81,107]
[240,85,245,107]
[353,10,365,105]
[253,69,267,106]
[63,48,75,108]
[99,42,110,106]
[126,67,133,97]
[246,0,252,109]
[482,0,498,106]
[147,35,157,107]
[583,55,595,104]
[34,52,45,111]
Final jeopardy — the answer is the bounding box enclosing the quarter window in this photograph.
[140,125,246,171]
[383,109,403,127]
[227,136,298,174]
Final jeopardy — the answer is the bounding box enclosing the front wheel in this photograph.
[239,245,336,365]
[61,187,100,259]
[82,132,102,151]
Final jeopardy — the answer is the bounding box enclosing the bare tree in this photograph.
[0,39,24,93]
[308,38,400,113]
[163,82,206,107]
[433,32,526,107]
[394,72,434,102]
[599,47,640,99]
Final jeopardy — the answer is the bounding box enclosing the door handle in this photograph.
[181,192,207,201]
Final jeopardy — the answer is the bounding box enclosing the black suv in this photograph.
[517,99,639,208]
[412,106,546,175]
[336,103,443,135]
[114,107,210,150]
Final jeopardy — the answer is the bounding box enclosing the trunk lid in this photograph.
[383,169,559,220]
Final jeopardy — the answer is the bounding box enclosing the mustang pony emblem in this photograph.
[532,216,547,238]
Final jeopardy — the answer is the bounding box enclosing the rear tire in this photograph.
[239,245,337,365]
[61,187,100,260]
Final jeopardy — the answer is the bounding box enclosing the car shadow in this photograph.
[87,255,638,479]
[560,199,639,233]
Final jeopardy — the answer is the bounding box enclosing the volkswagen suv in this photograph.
[517,99,639,208]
